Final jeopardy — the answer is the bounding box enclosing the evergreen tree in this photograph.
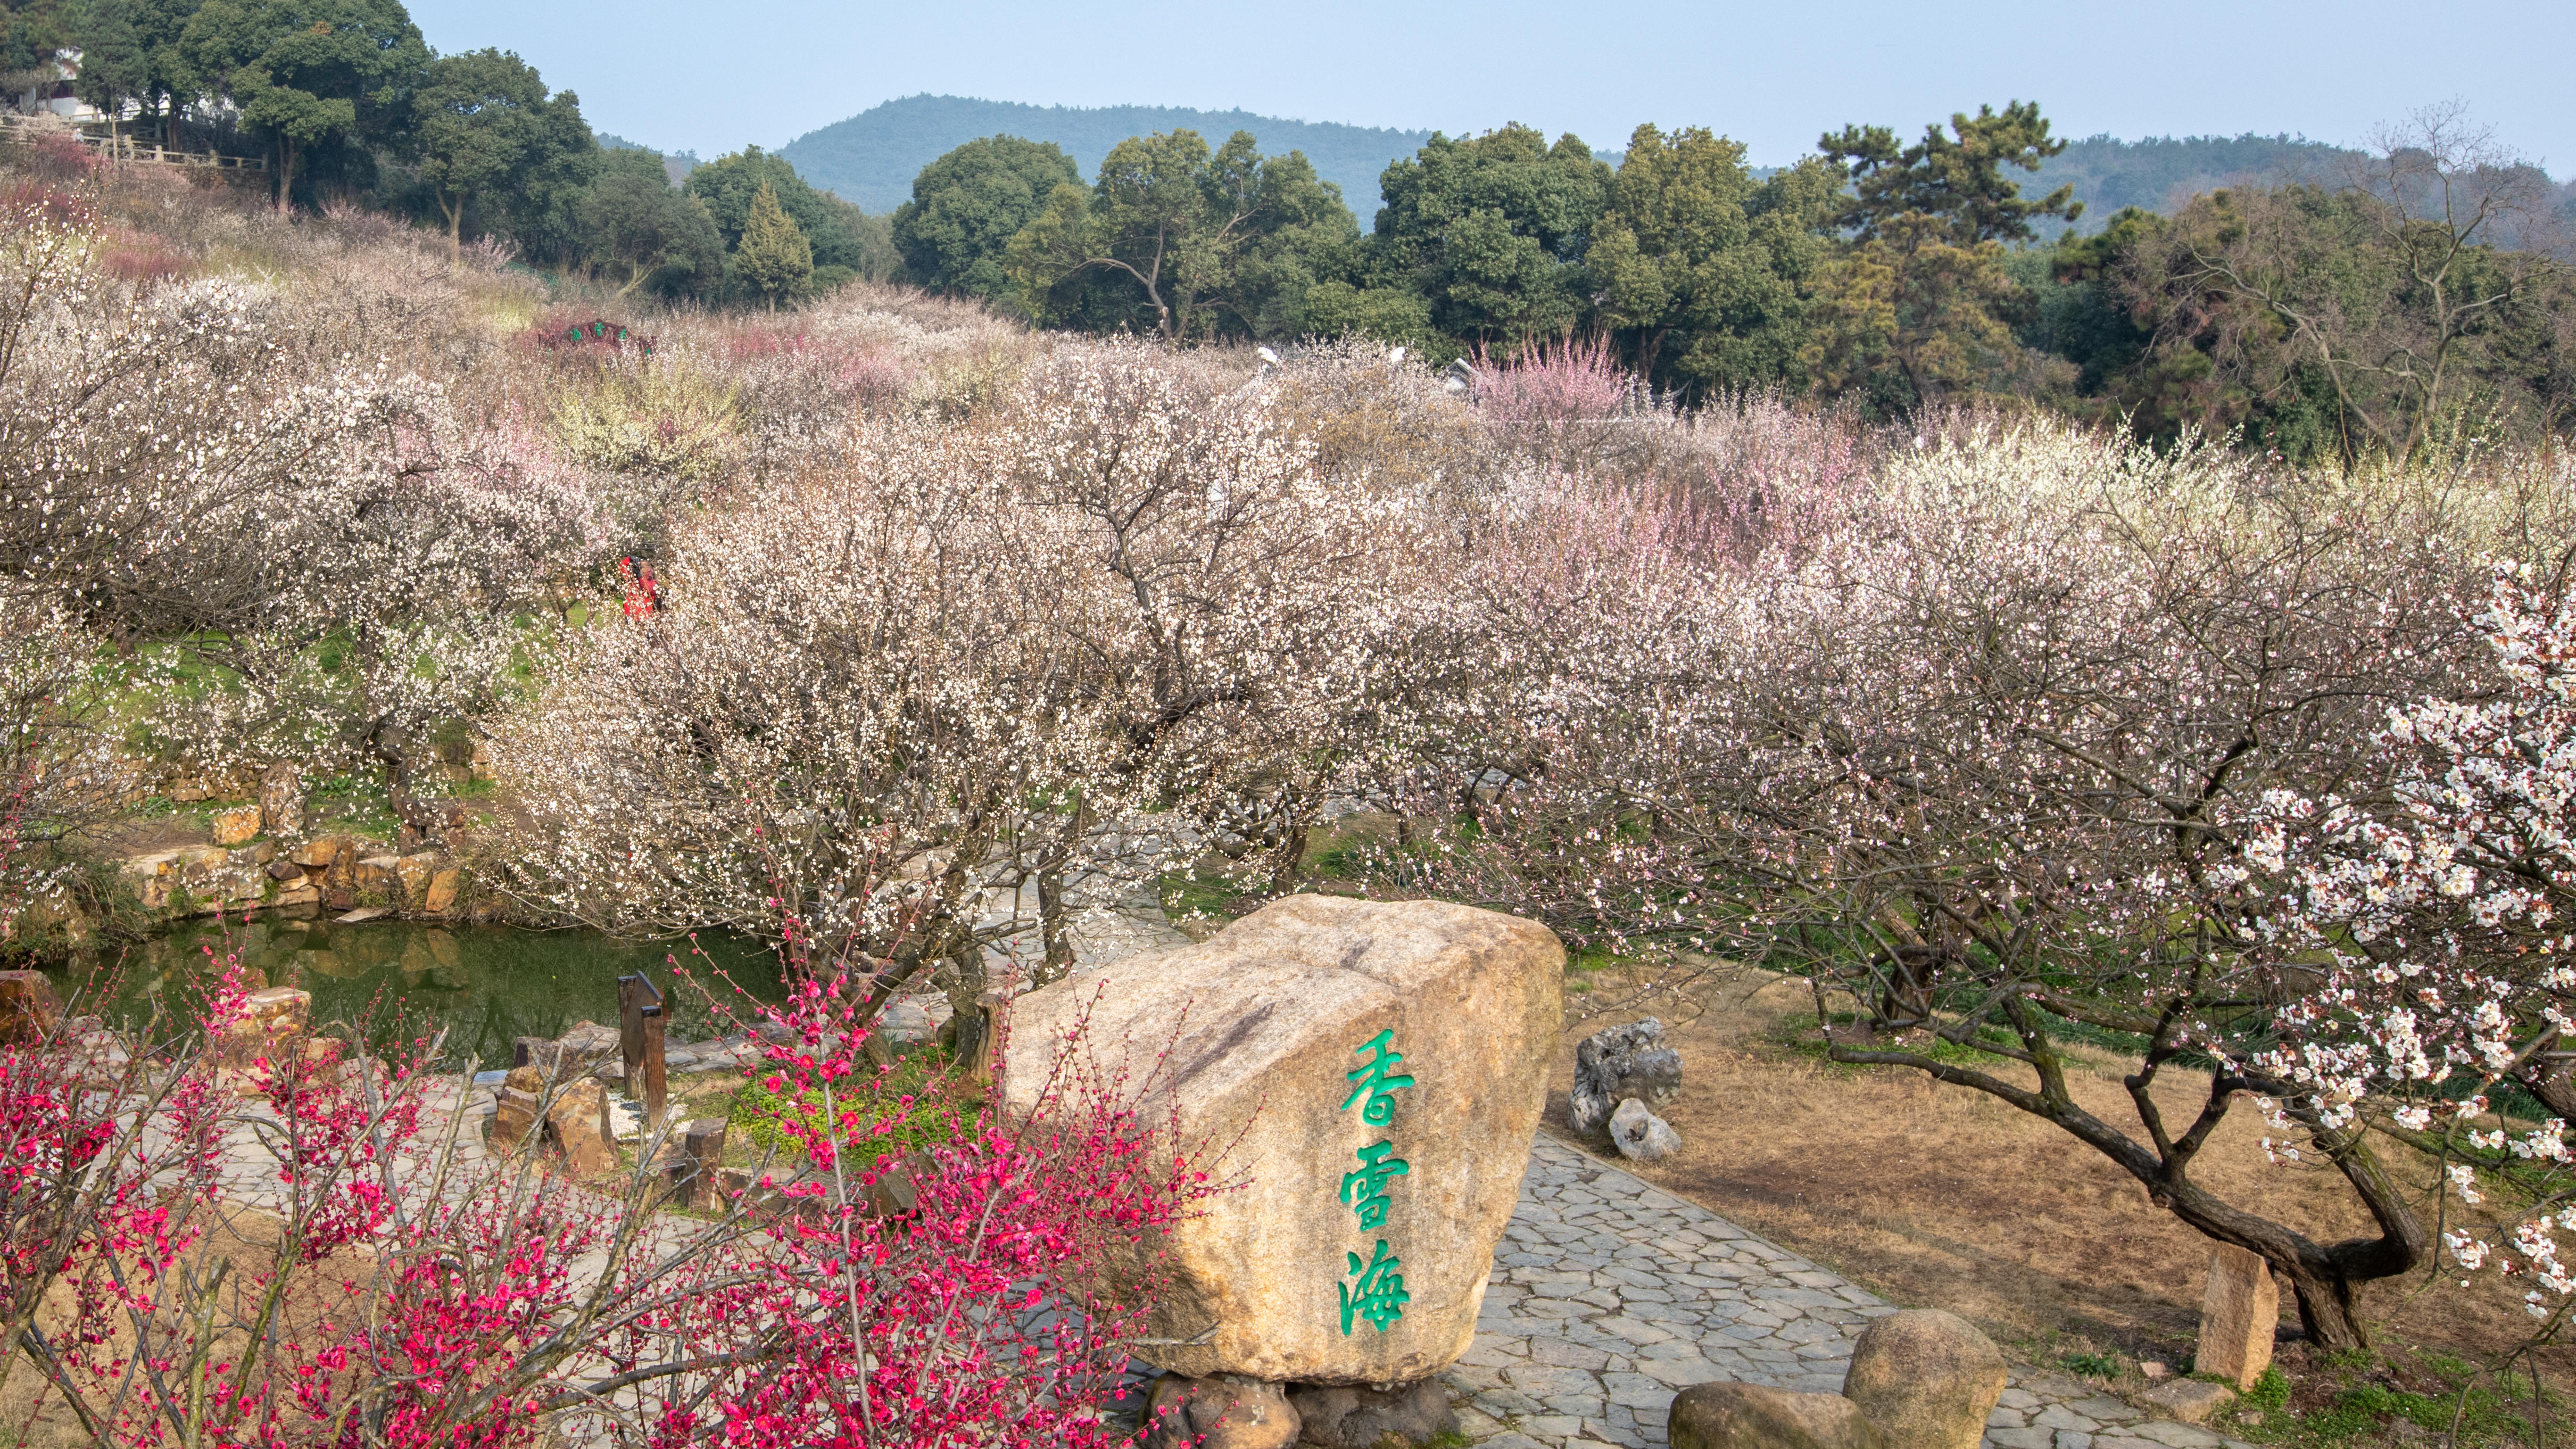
[582,146,724,297]
[71,0,144,143]
[684,147,862,270]
[893,133,1080,302]
[1368,123,1613,349]
[1803,101,2083,410]
[408,48,594,257]
[181,0,428,211]
[734,180,812,310]
[1588,126,1836,398]
[1002,128,1355,340]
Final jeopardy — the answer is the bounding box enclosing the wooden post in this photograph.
[617,973,667,1127]
[972,987,1010,1087]
[677,1119,727,1208]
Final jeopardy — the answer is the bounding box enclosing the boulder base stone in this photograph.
[1610,1096,1680,1162]
[1139,1375,1302,1449]
[1670,1382,1892,1449]
[1840,1309,2007,1449]
[392,852,445,910]
[995,896,1562,1385]
[2197,1242,2279,1389]
[1570,1017,1683,1135]
[1286,1380,1456,1447]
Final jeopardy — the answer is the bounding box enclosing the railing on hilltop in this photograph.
[0,113,268,171]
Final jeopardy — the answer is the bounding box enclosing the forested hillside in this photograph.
[2028,133,2364,231]
[780,94,1432,212]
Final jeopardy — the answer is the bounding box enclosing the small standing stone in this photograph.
[1609,1097,1681,1162]
[1669,1381,1892,1448]
[674,1118,728,1208]
[1571,1017,1683,1134]
[1838,1309,2007,1449]
[1138,1374,1301,1449]
[492,1066,545,1149]
[2196,1242,2279,1389]
[546,1079,617,1177]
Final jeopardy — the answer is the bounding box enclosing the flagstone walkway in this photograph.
[1452,1135,2256,1449]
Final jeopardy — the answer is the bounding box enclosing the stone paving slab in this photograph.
[1451,1135,2254,1449]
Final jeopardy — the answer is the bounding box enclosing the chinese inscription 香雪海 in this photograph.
[1340,1028,1415,1123]
[1339,1140,1410,1230]
[1336,1028,1417,1335]
[1338,1238,1412,1334]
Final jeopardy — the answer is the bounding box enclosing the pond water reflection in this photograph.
[53,916,789,1069]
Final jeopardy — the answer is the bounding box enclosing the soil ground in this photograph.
[1543,966,2574,1422]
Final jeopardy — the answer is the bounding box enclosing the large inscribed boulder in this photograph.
[995,896,1562,1385]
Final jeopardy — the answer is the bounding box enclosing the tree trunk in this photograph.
[1035,866,1074,985]
[444,194,463,259]
[1827,1037,2424,1353]
[937,939,989,1066]
[1269,819,1307,893]
[2147,1128,2423,1351]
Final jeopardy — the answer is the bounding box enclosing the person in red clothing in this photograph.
[618,556,661,617]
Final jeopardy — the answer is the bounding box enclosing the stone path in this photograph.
[1449,1135,2255,1449]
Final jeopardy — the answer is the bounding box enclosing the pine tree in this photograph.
[735,181,813,310]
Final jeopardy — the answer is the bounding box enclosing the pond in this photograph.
[49,916,791,1070]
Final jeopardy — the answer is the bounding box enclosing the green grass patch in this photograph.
[2059,1351,2122,1379]
[728,1045,970,1160]
[2223,1354,2560,1447]
[1160,871,1246,921]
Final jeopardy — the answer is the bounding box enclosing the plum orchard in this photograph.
[493,343,1423,1037]
[1367,355,2575,1349]
[6,164,2576,1416]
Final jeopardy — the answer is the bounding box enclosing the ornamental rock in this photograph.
[995,895,1562,1385]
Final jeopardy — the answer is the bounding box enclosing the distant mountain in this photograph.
[597,131,699,187]
[2027,134,2364,235]
[781,95,1435,215]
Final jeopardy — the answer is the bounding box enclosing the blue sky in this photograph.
[405,0,2573,176]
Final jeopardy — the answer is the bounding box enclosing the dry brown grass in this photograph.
[1545,969,2574,1398]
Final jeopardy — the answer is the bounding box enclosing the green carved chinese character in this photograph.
[1340,1029,1415,1124]
[1340,1140,1411,1230]
[1337,1239,1410,1335]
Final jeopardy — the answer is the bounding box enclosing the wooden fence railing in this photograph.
[0,113,268,171]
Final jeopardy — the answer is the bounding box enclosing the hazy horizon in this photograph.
[407,0,2573,180]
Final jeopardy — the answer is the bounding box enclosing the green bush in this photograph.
[728,1042,967,1161]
